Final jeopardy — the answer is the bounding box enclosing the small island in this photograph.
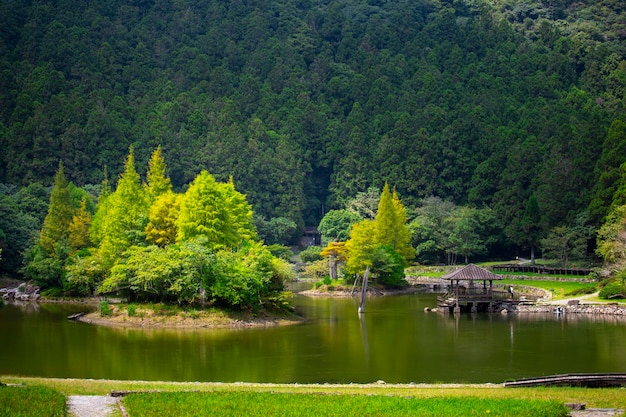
[73,302,304,329]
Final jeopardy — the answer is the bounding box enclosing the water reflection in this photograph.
[2,296,626,383]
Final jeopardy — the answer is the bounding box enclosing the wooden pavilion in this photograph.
[437,264,511,313]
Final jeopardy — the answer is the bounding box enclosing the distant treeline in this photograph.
[0,0,625,254]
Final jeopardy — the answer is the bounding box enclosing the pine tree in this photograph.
[39,162,74,256]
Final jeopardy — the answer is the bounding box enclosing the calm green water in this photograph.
[1,294,626,383]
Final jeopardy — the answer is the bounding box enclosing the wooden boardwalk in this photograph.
[504,373,626,388]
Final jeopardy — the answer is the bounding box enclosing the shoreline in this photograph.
[517,303,626,316]
[5,282,626,329]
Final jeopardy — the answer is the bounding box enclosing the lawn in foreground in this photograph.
[122,391,568,417]
[0,385,66,417]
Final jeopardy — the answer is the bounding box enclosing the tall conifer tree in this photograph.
[146,145,171,201]
[68,198,92,250]
[177,171,256,249]
[39,162,73,256]
[374,182,397,247]
[97,147,149,266]
[373,183,415,263]
[392,189,415,263]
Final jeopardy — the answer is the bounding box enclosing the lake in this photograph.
[1,293,626,383]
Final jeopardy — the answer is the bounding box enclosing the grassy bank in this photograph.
[2,377,626,414]
[122,391,568,417]
[500,279,599,301]
[0,384,66,417]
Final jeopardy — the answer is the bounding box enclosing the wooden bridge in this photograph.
[504,373,626,388]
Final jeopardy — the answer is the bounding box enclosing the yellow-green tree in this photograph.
[177,171,256,249]
[392,189,415,262]
[96,147,149,266]
[68,197,92,250]
[146,145,172,201]
[374,182,397,247]
[345,220,376,275]
[345,184,414,287]
[373,183,415,264]
[145,192,180,247]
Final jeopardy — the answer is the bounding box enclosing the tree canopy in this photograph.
[0,0,625,277]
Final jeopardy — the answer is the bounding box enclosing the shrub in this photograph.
[300,259,328,280]
[266,244,294,261]
[98,300,112,316]
[127,304,137,317]
[299,246,323,263]
[599,282,626,299]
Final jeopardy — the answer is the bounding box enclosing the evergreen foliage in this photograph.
[1,0,622,236]
[96,147,149,267]
[146,145,172,201]
[318,209,361,244]
[38,162,73,256]
[176,171,256,249]
[0,0,625,280]
[68,197,92,250]
[145,192,180,247]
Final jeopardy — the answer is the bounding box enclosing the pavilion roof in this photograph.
[441,264,503,281]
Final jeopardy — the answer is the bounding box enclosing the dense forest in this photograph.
[1,0,625,278]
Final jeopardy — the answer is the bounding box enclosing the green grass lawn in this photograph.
[500,279,599,300]
[0,384,66,417]
[3,377,626,416]
[122,391,568,417]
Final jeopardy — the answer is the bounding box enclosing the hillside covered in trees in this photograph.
[1,0,625,276]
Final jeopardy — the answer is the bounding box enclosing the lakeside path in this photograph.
[67,395,124,417]
[547,292,601,305]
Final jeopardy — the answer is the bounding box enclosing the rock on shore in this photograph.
[0,282,40,302]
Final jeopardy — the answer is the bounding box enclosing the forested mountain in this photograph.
[0,0,625,259]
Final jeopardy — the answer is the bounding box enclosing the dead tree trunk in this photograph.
[358,266,370,314]
[329,254,337,279]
